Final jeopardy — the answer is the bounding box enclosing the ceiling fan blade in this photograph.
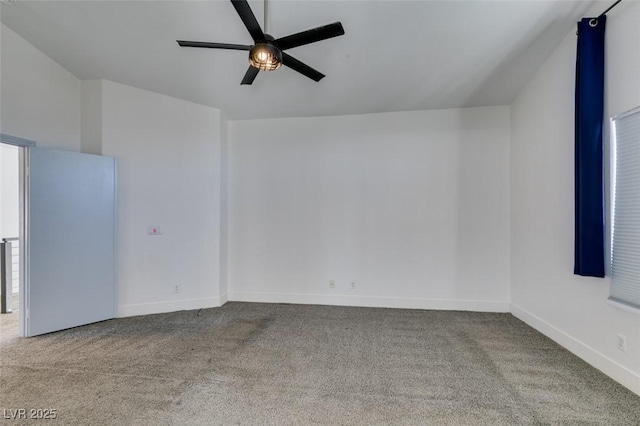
[275,22,344,51]
[231,0,265,42]
[177,41,252,51]
[241,66,260,85]
[282,53,325,82]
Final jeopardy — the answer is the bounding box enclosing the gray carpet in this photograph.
[1,302,639,425]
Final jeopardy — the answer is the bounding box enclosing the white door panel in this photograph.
[25,147,116,336]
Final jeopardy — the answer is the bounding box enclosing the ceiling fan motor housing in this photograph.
[249,41,282,71]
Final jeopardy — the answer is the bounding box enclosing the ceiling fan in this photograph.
[177,0,345,85]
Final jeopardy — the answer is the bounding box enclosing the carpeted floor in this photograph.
[1,302,639,425]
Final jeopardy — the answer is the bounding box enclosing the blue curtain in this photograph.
[574,17,606,277]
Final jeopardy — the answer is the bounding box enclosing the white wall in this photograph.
[510,2,640,395]
[0,24,80,151]
[100,80,224,316]
[228,107,511,311]
[0,24,227,315]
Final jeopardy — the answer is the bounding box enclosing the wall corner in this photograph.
[80,79,104,155]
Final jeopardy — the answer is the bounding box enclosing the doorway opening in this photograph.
[0,142,23,338]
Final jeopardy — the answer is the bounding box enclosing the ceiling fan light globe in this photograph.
[249,43,282,71]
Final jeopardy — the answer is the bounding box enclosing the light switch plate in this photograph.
[147,226,162,235]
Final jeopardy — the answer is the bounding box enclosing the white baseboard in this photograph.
[118,297,223,318]
[228,291,510,313]
[511,303,640,396]
[220,292,229,305]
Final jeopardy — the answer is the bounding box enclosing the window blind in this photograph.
[610,107,640,310]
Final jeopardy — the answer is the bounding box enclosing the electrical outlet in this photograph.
[617,333,627,352]
[329,280,335,289]
[350,281,356,290]
[173,284,181,294]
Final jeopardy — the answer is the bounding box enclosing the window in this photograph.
[610,106,640,311]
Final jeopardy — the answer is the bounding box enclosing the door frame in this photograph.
[0,134,35,336]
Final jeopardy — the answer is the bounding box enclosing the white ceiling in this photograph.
[1,0,595,120]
